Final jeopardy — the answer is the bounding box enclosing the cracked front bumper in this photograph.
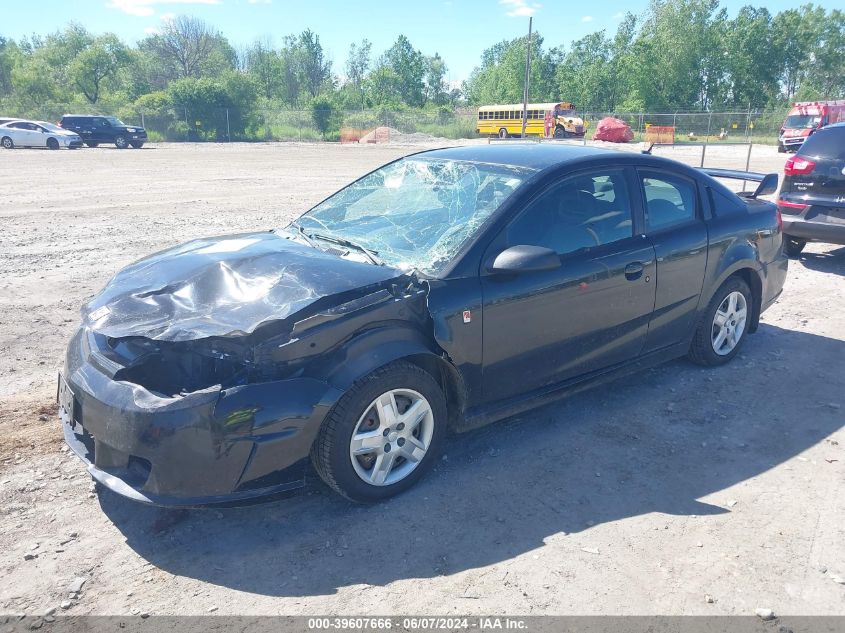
[60,328,342,506]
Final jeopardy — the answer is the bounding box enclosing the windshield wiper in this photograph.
[288,221,320,249]
[310,232,384,266]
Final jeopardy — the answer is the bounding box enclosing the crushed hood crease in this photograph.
[83,231,406,341]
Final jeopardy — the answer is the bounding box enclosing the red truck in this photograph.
[778,100,845,152]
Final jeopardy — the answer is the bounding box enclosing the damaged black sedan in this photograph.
[59,144,788,505]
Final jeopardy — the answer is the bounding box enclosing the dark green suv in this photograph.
[58,115,147,149]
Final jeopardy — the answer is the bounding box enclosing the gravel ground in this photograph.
[0,141,843,618]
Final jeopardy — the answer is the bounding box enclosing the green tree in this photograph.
[425,53,448,106]
[345,39,371,109]
[141,16,234,81]
[311,95,339,138]
[70,34,129,104]
[381,35,426,106]
[464,33,555,105]
[245,37,282,101]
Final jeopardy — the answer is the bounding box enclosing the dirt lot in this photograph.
[0,141,843,618]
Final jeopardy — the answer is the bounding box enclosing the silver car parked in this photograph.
[0,120,83,150]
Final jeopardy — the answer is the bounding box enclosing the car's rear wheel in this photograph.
[85,142,99,148]
[688,277,752,366]
[311,361,447,502]
[130,141,144,149]
[47,138,60,150]
[784,236,806,257]
[1,136,13,149]
[114,135,128,149]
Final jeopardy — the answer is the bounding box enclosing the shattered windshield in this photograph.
[293,158,529,274]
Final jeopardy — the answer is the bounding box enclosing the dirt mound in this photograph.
[357,126,442,145]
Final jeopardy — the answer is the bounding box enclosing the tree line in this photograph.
[0,0,841,138]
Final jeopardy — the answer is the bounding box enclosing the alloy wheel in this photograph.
[711,290,747,356]
[349,388,434,486]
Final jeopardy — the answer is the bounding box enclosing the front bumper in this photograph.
[779,135,806,150]
[60,328,342,506]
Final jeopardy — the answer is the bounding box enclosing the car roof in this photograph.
[415,143,617,171]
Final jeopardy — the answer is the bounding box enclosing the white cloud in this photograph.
[581,15,593,22]
[143,26,159,34]
[160,11,176,21]
[499,0,541,18]
[612,11,624,19]
[106,0,222,18]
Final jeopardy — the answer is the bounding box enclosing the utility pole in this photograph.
[521,17,533,138]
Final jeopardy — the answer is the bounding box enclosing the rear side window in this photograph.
[640,173,698,231]
[799,128,845,159]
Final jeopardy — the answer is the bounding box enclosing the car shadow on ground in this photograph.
[794,245,845,276]
[99,324,844,597]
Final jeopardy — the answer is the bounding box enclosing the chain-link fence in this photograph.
[8,103,788,145]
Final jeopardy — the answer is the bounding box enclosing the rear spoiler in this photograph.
[698,168,778,199]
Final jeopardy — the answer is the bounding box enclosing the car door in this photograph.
[8,122,37,146]
[92,117,111,143]
[480,167,657,402]
[68,118,91,141]
[637,169,709,354]
[32,124,51,147]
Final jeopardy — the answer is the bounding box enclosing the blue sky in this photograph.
[1,0,812,83]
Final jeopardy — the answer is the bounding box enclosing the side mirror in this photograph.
[489,245,560,274]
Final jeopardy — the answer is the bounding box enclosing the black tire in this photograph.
[554,126,568,139]
[130,141,144,149]
[784,236,806,257]
[1,136,13,149]
[688,276,752,367]
[777,144,786,153]
[47,137,60,150]
[85,142,99,148]
[498,128,508,139]
[114,135,128,149]
[311,360,447,502]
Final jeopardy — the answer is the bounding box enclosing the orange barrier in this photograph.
[644,125,676,144]
[340,127,368,143]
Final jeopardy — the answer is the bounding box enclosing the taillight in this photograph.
[784,156,816,175]
[778,199,808,210]
[775,208,783,232]
[56,121,62,127]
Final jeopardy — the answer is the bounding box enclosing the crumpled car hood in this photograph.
[83,231,406,341]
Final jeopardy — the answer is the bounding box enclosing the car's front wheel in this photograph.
[311,361,447,502]
[114,135,128,149]
[130,141,144,149]
[784,236,806,257]
[47,138,60,150]
[688,277,752,366]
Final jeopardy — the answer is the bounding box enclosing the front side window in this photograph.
[295,158,530,274]
[641,173,698,231]
[506,170,634,256]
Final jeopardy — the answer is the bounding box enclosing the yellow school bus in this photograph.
[476,102,587,139]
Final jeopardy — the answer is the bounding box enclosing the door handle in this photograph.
[624,262,644,280]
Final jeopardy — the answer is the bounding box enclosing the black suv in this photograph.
[778,123,845,256]
[58,115,147,149]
